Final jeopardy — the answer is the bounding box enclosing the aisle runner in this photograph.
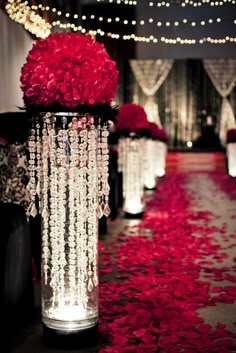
[99,173,236,353]
[166,152,226,173]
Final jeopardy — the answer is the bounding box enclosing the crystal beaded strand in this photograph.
[87,117,98,293]
[27,117,37,218]
[68,116,77,306]
[48,114,60,309]
[101,123,110,217]
[76,116,89,308]
[36,120,42,212]
[123,137,129,200]
[96,118,103,219]
[41,114,50,284]
[56,118,68,305]
[117,137,123,173]
[140,138,145,197]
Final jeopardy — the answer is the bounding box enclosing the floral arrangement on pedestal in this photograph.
[226,128,236,177]
[116,103,149,216]
[20,32,119,338]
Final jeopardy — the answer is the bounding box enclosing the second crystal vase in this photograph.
[118,135,145,217]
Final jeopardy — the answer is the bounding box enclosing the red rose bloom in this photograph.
[20,32,119,108]
[115,103,149,133]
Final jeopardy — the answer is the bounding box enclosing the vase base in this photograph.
[124,211,144,219]
[144,186,156,191]
[42,322,99,349]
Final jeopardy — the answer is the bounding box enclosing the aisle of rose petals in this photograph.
[98,173,236,353]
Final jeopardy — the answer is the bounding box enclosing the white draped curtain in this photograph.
[129,59,174,126]
[0,10,34,113]
[203,59,236,145]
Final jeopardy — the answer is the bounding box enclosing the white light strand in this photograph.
[97,0,137,4]
[61,14,232,28]
[13,2,234,30]
[5,0,236,44]
[50,19,236,44]
[149,0,236,7]
[97,0,236,7]
[5,0,51,38]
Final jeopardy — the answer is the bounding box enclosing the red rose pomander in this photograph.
[20,32,119,108]
[156,127,168,142]
[148,122,160,139]
[115,103,149,133]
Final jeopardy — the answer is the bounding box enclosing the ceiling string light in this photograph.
[5,0,51,38]
[148,0,236,7]
[12,2,234,30]
[5,0,236,44]
[51,18,236,44]
[96,0,236,7]
[97,0,137,4]
[73,14,232,28]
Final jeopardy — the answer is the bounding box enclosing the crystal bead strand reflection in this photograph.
[117,138,123,173]
[68,117,80,306]
[123,138,129,200]
[28,118,37,218]
[87,117,98,292]
[96,119,103,219]
[56,120,67,306]
[76,116,88,308]
[68,116,77,306]
[48,115,60,309]
[101,124,110,217]
[140,138,146,195]
[36,121,42,211]
[42,116,50,285]
[126,138,133,206]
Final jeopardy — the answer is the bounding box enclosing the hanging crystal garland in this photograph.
[144,138,157,190]
[118,135,145,217]
[27,112,110,332]
[227,142,236,177]
[155,140,168,177]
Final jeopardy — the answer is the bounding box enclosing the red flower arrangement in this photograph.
[115,103,149,134]
[20,32,119,109]
[226,128,236,143]
[148,122,160,139]
[156,127,168,143]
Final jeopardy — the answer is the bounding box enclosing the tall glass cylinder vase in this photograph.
[227,142,236,177]
[27,112,110,337]
[144,139,157,190]
[155,140,167,177]
[118,135,145,217]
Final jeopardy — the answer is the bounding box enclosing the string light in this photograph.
[78,14,233,29]
[49,17,236,44]
[5,0,236,45]
[14,2,234,30]
[153,0,236,7]
[5,0,51,38]
[96,0,235,6]
[97,0,137,4]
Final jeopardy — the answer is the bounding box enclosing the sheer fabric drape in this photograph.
[203,59,236,145]
[129,60,174,126]
[0,10,34,113]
